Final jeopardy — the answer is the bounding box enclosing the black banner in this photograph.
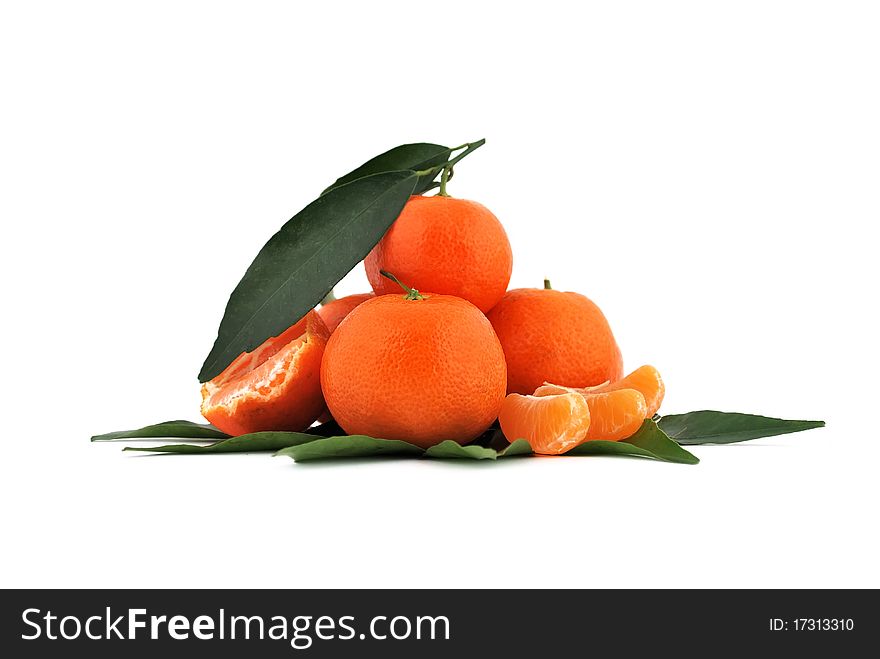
[0,589,873,656]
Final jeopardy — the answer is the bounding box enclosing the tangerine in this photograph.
[320,273,507,448]
[364,195,512,313]
[318,292,374,333]
[486,280,623,395]
[201,311,329,436]
[498,392,591,455]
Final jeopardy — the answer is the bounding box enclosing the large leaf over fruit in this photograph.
[323,142,452,196]
[199,170,418,382]
[199,140,485,382]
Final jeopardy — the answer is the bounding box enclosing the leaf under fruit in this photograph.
[122,431,321,454]
[91,420,229,442]
[658,411,825,445]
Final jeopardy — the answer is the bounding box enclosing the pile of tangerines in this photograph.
[200,193,664,455]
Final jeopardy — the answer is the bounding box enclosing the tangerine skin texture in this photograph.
[201,312,329,436]
[364,196,513,313]
[487,288,623,395]
[317,293,374,334]
[320,293,507,448]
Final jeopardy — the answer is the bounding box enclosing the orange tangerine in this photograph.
[317,292,375,334]
[320,280,507,448]
[487,281,623,394]
[498,392,591,455]
[365,195,513,313]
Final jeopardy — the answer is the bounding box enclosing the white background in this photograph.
[1,1,878,589]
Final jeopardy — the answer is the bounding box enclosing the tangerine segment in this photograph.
[499,392,591,455]
[534,384,647,441]
[318,293,374,334]
[201,311,329,436]
[591,365,665,417]
[586,390,646,440]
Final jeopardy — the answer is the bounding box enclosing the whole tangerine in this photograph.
[486,280,623,395]
[364,195,512,313]
[320,273,507,448]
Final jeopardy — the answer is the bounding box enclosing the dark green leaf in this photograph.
[275,435,424,462]
[658,411,825,445]
[498,439,533,457]
[622,420,700,463]
[122,431,321,454]
[564,420,699,464]
[199,170,418,382]
[323,143,452,196]
[91,420,229,442]
[424,441,497,460]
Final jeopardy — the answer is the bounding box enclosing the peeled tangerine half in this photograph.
[534,363,664,428]
[499,392,592,455]
[534,384,647,441]
[201,311,329,436]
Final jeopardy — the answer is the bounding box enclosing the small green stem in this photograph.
[321,289,337,305]
[544,278,553,290]
[437,166,452,197]
[413,138,486,178]
[380,270,424,300]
